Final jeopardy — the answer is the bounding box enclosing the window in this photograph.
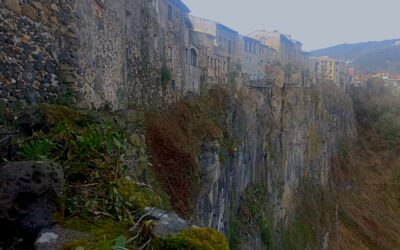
[171,80,176,91]
[228,40,232,54]
[190,48,197,67]
[167,47,172,61]
[168,4,172,20]
[154,35,158,50]
[95,0,105,7]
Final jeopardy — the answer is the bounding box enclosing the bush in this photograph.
[351,79,400,150]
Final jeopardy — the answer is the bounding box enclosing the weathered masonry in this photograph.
[1,0,322,110]
[0,0,197,110]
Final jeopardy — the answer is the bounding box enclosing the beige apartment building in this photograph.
[312,56,347,89]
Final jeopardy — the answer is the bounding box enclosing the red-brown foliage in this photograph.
[145,88,229,217]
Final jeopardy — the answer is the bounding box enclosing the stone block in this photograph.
[21,4,37,21]
[4,0,21,14]
[50,3,59,12]
[32,2,43,11]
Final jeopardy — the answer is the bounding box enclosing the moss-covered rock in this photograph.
[116,178,164,210]
[62,217,130,250]
[152,228,230,250]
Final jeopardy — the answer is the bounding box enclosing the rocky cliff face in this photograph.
[195,83,356,249]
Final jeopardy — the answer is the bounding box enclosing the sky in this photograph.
[183,0,400,51]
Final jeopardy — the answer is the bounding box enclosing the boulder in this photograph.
[0,161,64,233]
[143,207,193,237]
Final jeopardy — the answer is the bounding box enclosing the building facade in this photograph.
[241,36,276,80]
[248,30,302,66]
[189,15,241,85]
[311,56,348,89]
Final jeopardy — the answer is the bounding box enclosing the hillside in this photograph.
[309,39,398,61]
[310,39,400,73]
[351,45,400,73]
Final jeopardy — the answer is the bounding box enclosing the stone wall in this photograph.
[0,0,76,107]
[0,0,193,110]
[74,0,193,109]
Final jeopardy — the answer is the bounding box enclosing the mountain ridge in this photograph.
[309,39,400,73]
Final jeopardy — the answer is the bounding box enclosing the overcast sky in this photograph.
[183,0,400,51]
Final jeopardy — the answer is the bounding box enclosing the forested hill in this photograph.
[309,39,398,60]
[310,39,400,73]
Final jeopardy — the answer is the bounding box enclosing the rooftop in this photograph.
[169,0,191,13]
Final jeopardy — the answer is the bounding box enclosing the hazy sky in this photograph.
[183,0,399,51]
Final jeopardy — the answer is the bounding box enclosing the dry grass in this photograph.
[145,87,229,217]
[332,127,400,250]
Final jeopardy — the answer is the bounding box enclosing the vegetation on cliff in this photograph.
[152,228,229,250]
[145,87,230,216]
[333,79,400,249]
[0,101,228,249]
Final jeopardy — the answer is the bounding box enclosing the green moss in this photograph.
[238,185,272,249]
[116,178,164,210]
[227,213,241,250]
[281,219,313,250]
[306,125,319,162]
[152,228,230,250]
[40,104,85,125]
[62,217,131,250]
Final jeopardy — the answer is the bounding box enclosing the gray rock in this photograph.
[143,207,193,237]
[0,161,64,233]
[22,70,35,83]
[35,225,89,250]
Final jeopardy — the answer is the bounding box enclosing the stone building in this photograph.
[241,36,278,81]
[0,0,195,110]
[242,36,261,80]
[76,0,194,109]
[311,56,348,89]
[1,0,313,110]
[189,15,241,85]
[190,31,227,86]
[248,30,300,66]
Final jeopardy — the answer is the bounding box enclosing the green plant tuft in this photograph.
[18,138,57,161]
